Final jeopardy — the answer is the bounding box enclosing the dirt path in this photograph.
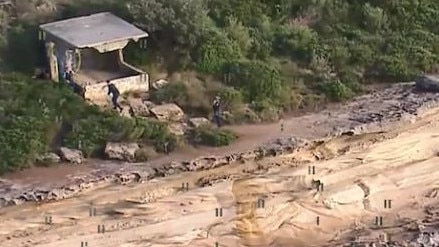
[3,104,324,184]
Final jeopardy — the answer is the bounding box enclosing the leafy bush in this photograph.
[0,74,175,174]
[150,82,189,104]
[223,59,282,102]
[195,27,242,74]
[215,86,244,111]
[319,80,353,102]
[190,126,238,147]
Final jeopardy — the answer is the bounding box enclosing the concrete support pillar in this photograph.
[45,41,59,82]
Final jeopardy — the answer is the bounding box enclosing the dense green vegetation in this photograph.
[0,74,176,173]
[0,0,438,174]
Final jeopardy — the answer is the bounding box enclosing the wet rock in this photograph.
[58,147,84,164]
[416,75,439,93]
[150,103,184,122]
[105,142,140,162]
[37,152,61,164]
[189,117,210,128]
[152,79,169,90]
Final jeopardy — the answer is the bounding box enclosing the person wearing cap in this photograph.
[212,95,222,127]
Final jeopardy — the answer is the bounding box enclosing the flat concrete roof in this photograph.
[40,12,148,48]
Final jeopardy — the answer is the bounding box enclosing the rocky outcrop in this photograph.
[1,83,439,208]
[150,103,184,122]
[58,147,83,164]
[0,137,310,208]
[189,117,210,128]
[105,142,140,162]
[416,75,439,93]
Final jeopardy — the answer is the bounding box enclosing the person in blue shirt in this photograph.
[106,80,123,112]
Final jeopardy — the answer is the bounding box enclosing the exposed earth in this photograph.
[2,83,439,247]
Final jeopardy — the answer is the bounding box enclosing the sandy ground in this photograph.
[1,101,439,246]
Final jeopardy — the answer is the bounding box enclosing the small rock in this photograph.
[152,79,169,90]
[189,117,210,128]
[150,103,185,122]
[59,147,84,164]
[37,152,61,164]
[105,142,140,162]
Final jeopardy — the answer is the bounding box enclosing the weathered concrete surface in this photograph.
[1,83,439,208]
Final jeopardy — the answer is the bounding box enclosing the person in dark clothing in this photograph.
[212,96,222,127]
[106,80,123,112]
[72,82,86,99]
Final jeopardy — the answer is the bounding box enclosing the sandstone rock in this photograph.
[152,79,169,90]
[59,147,84,164]
[119,106,133,118]
[168,122,186,136]
[143,100,156,109]
[415,75,439,92]
[150,103,184,122]
[105,142,140,162]
[37,152,61,164]
[127,97,151,117]
[189,117,210,128]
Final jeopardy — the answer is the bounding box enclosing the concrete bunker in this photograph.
[39,12,149,104]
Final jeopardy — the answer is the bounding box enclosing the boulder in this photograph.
[59,147,84,164]
[150,103,185,122]
[152,79,169,90]
[127,97,151,117]
[105,142,140,162]
[168,122,186,136]
[415,75,439,92]
[189,117,210,128]
[37,152,61,164]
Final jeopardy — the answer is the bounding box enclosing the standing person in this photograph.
[106,80,123,112]
[212,95,222,127]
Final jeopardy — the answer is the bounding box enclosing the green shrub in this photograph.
[150,82,189,104]
[0,74,176,174]
[223,59,282,102]
[190,126,238,147]
[251,99,281,122]
[196,27,242,74]
[319,80,353,102]
[215,86,244,111]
